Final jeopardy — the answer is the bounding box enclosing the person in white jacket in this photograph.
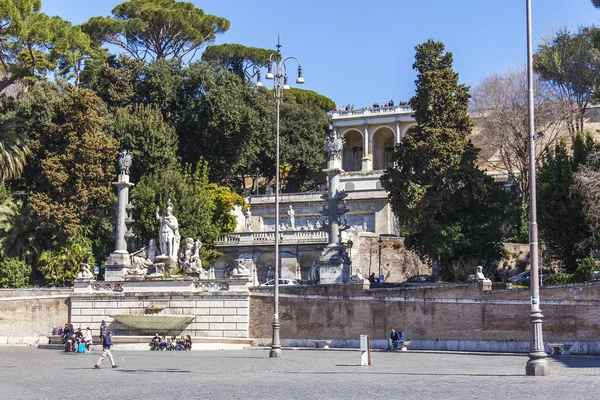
[82,327,93,353]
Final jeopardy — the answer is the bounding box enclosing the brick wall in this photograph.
[249,282,600,353]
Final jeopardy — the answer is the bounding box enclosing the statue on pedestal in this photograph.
[287,205,295,229]
[309,261,319,282]
[326,131,344,161]
[155,199,180,260]
[180,238,204,276]
[118,150,133,175]
[76,264,94,280]
[244,206,252,231]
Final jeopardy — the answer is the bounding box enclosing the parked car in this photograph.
[507,269,551,284]
[260,279,300,287]
[402,274,436,286]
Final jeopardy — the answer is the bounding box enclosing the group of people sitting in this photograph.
[56,323,93,353]
[149,334,192,351]
[388,328,406,351]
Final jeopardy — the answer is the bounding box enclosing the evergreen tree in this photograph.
[0,0,92,90]
[538,133,598,272]
[15,85,119,242]
[107,104,179,183]
[83,0,229,62]
[381,40,505,280]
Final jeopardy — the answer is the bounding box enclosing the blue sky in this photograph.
[41,0,598,107]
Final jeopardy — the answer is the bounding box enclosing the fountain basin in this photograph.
[112,314,195,331]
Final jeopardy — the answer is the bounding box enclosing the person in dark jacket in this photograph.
[94,331,118,369]
[388,328,399,351]
[99,320,107,342]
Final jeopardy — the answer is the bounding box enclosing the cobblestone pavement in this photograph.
[0,347,599,399]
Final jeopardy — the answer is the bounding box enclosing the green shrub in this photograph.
[0,257,31,288]
[575,255,598,282]
[545,273,575,285]
[38,236,94,287]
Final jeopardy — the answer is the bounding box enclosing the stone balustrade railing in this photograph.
[215,230,328,246]
[331,105,413,119]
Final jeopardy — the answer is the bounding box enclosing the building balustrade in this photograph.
[215,230,329,246]
[331,105,413,119]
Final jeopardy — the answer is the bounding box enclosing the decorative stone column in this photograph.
[105,150,135,281]
[320,130,350,284]
[362,123,371,170]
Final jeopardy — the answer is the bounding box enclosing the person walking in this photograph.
[95,331,118,369]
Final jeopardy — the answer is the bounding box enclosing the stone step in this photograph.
[39,336,253,351]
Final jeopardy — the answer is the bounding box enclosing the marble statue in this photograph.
[244,206,252,231]
[309,261,319,282]
[231,259,252,277]
[180,238,204,276]
[306,219,314,230]
[128,250,153,275]
[148,239,157,263]
[476,266,485,280]
[315,219,322,230]
[267,266,275,281]
[468,266,491,283]
[350,268,365,283]
[326,131,344,161]
[77,263,94,280]
[287,205,295,229]
[155,199,180,259]
[118,149,133,175]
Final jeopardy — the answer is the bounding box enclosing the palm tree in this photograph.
[0,195,49,266]
[0,117,29,183]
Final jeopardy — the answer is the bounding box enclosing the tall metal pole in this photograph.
[270,40,282,359]
[525,0,549,376]
[378,238,382,280]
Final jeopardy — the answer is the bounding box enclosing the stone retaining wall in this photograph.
[0,289,71,345]
[249,282,600,354]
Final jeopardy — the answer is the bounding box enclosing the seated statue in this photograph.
[231,259,252,277]
[350,268,365,283]
[181,238,205,276]
[76,264,94,280]
[128,249,153,275]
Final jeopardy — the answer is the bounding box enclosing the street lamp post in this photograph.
[378,237,383,282]
[525,0,549,376]
[257,37,304,359]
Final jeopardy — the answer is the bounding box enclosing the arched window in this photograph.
[342,130,363,172]
[372,128,395,170]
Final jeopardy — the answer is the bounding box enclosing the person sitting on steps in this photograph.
[388,328,399,351]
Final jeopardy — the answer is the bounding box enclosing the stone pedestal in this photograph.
[319,243,346,284]
[228,275,253,291]
[280,257,298,280]
[105,251,131,281]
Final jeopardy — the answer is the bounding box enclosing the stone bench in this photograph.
[389,340,410,351]
[47,335,64,344]
[548,343,572,356]
[311,340,332,349]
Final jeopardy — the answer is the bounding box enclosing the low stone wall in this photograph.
[0,289,71,345]
[71,291,249,339]
[249,282,600,354]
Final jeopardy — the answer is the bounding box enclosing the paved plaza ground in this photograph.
[0,346,599,399]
